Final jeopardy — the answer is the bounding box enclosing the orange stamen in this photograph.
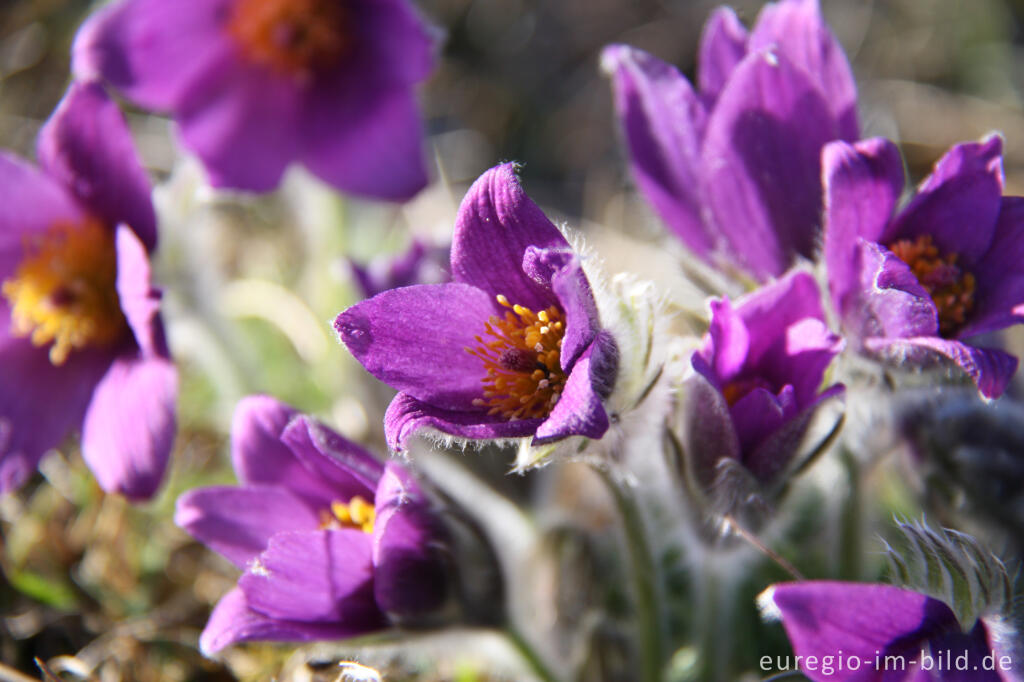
[227,0,349,77]
[888,235,976,336]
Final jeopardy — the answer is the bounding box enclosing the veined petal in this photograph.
[384,392,540,452]
[959,196,1024,338]
[697,7,749,103]
[80,352,176,500]
[522,247,599,369]
[822,138,905,317]
[700,50,838,280]
[279,417,382,503]
[600,44,711,256]
[864,336,1017,400]
[886,136,1004,264]
[533,332,616,444]
[199,587,362,656]
[749,0,858,139]
[72,0,236,113]
[36,83,157,251]
[335,283,501,410]
[450,164,569,311]
[175,485,320,568]
[239,529,382,626]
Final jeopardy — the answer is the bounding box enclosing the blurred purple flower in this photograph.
[602,0,858,281]
[73,0,438,198]
[176,396,450,654]
[822,136,1024,399]
[760,581,1020,681]
[335,163,618,452]
[348,238,450,300]
[0,83,176,499]
[682,271,843,492]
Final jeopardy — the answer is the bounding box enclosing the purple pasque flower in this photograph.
[335,163,618,453]
[348,238,450,299]
[602,0,858,281]
[0,82,176,499]
[682,270,843,494]
[822,135,1024,399]
[759,581,1021,681]
[175,395,450,654]
[73,0,437,198]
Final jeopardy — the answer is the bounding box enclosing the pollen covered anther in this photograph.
[227,0,350,77]
[320,495,375,533]
[466,294,567,420]
[2,220,126,366]
[889,235,977,336]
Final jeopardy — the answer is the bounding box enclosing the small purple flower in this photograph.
[175,396,450,654]
[347,238,450,300]
[682,271,843,492]
[602,0,858,281]
[0,82,176,499]
[335,163,618,453]
[822,136,1024,399]
[760,581,1021,681]
[73,0,438,198]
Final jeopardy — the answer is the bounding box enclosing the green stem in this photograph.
[505,626,562,682]
[597,468,664,682]
[838,447,862,581]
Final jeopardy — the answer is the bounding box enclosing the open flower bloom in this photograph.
[0,83,176,499]
[73,0,437,198]
[176,396,450,654]
[681,271,843,495]
[602,0,857,281]
[760,581,1021,681]
[335,163,618,453]
[822,136,1024,399]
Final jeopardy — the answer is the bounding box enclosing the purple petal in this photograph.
[700,49,838,280]
[114,225,167,358]
[522,247,599,369]
[926,621,1005,682]
[350,0,437,87]
[384,392,539,452]
[533,332,615,444]
[730,385,798,460]
[230,395,299,486]
[279,416,382,503]
[697,7,749,104]
[175,485,321,568]
[335,283,499,410]
[853,240,938,340]
[372,462,448,618]
[749,0,859,139]
[865,336,1018,400]
[450,164,569,311]
[959,197,1024,338]
[302,86,428,201]
[0,153,84,278]
[822,138,905,317]
[72,0,236,112]
[682,364,741,489]
[886,137,1004,264]
[704,297,750,381]
[80,353,176,500]
[199,587,361,656]
[239,529,383,626]
[36,83,157,251]
[176,62,303,192]
[764,581,961,682]
[736,271,831,369]
[601,44,711,256]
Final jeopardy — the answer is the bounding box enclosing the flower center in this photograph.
[466,294,567,421]
[319,495,375,533]
[888,235,976,336]
[227,0,349,77]
[721,376,774,406]
[1,220,126,366]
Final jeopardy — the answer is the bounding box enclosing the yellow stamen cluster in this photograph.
[319,495,376,534]
[228,0,349,77]
[889,234,976,336]
[466,294,567,420]
[2,220,126,366]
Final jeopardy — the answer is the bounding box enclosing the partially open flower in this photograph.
[822,136,1024,398]
[73,0,438,198]
[176,396,452,654]
[602,0,857,281]
[335,164,619,454]
[0,83,176,499]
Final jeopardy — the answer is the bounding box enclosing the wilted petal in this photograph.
[697,7,748,103]
[384,393,539,452]
[601,44,711,256]
[36,83,157,250]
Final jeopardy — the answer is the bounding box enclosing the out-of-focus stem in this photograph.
[838,447,862,580]
[597,468,664,682]
[506,626,562,682]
